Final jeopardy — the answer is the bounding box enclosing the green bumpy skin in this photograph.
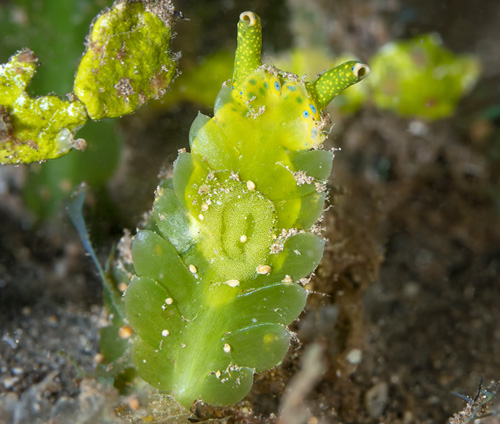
[1,0,177,164]
[0,50,88,164]
[369,33,480,120]
[122,11,369,408]
[74,0,177,120]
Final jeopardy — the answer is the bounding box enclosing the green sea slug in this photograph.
[369,33,480,120]
[115,11,370,408]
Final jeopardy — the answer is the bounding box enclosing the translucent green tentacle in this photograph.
[307,60,370,110]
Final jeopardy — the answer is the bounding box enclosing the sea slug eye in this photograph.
[351,62,370,80]
[240,11,257,26]
[274,81,280,91]
[309,104,317,114]
[303,110,309,118]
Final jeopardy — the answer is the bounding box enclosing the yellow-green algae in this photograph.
[1,0,177,164]
[0,50,88,164]
[74,1,177,120]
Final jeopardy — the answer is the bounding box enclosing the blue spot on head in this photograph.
[240,91,243,95]
[303,110,309,118]
[309,104,317,114]
[274,81,280,91]
[286,85,296,91]
[311,128,317,138]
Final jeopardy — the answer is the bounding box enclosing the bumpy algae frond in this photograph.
[74,0,177,120]
[0,49,88,164]
[1,0,177,164]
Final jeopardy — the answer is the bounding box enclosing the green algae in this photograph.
[74,1,177,120]
[1,0,177,165]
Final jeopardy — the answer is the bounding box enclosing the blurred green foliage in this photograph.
[0,0,111,96]
[23,120,121,219]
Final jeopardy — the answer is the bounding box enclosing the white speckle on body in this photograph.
[257,265,272,274]
[118,325,133,339]
[224,279,240,288]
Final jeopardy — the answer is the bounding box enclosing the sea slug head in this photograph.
[229,11,370,150]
